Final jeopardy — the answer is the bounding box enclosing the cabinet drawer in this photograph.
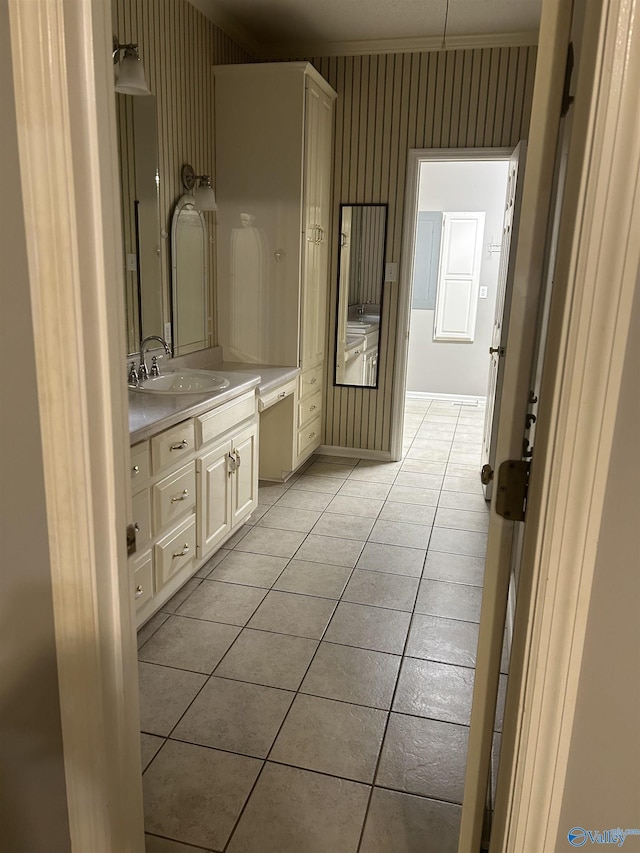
[130,441,150,483]
[297,390,322,428]
[131,550,154,612]
[196,391,256,448]
[258,380,296,413]
[131,488,152,549]
[151,420,195,475]
[153,462,196,534]
[298,364,323,400]
[155,514,196,588]
[297,415,322,457]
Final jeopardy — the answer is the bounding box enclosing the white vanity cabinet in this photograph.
[129,389,258,626]
[214,62,336,477]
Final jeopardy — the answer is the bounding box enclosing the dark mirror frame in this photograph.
[334,202,387,389]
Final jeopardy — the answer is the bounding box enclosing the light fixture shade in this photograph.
[115,51,151,96]
[193,177,217,211]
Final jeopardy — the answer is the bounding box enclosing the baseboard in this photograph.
[317,444,392,462]
[406,391,487,406]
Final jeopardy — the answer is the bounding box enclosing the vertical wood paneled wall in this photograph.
[308,47,537,451]
[113,0,253,352]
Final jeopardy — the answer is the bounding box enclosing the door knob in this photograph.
[489,346,502,355]
[481,464,494,485]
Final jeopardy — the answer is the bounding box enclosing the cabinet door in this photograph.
[301,80,334,369]
[232,422,259,526]
[197,437,233,558]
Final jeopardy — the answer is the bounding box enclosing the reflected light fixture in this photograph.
[113,36,151,96]
[181,164,217,211]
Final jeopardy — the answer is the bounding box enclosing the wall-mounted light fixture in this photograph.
[113,36,151,96]
[181,164,217,211]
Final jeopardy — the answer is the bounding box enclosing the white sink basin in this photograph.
[347,319,379,334]
[131,369,230,395]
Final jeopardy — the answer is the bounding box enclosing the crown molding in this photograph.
[256,30,539,60]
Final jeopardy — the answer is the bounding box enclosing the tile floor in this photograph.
[138,398,507,853]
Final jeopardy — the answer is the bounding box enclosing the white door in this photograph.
[197,437,233,558]
[481,142,527,500]
[433,212,485,341]
[232,423,259,525]
[458,1,574,850]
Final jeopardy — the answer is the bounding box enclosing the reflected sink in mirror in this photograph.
[130,369,230,394]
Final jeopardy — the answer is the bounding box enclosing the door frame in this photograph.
[391,146,514,462]
[7,1,144,850]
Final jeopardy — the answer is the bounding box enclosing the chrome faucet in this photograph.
[139,335,172,381]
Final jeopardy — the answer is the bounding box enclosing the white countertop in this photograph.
[128,360,300,444]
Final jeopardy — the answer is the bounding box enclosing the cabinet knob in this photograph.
[170,439,188,451]
[133,522,140,533]
[310,377,317,385]
[310,405,317,412]
[172,543,190,558]
[309,432,316,439]
[171,489,189,503]
[131,465,140,476]
[278,391,286,398]
[135,585,144,599]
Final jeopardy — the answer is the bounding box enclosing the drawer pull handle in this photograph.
[228,452,237,476]
[310,405,317,412]
[278,391,286,398]
[132,465,140,475]
[170,439,188,451]
[309,432,316,439]
[235,450,241,468]
[135,585,144,599]
[173,543,190,558]
[310,377,317,385]
[171,489,189,503]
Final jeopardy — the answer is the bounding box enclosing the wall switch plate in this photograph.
[385,262,398,282]
[126,253,137,272]
[479,286,488,299]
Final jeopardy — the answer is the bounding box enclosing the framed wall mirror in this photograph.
[171,195,209,356]
[335,204,387,387]
[116,94,163,356]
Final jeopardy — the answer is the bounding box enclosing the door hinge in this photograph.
[126,523,137,557]
[495,459,530,521]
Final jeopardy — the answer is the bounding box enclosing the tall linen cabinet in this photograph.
[213,62,336,474]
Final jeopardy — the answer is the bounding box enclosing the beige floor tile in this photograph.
[214,628,318,690]
[406,614,480,668]
[393,658,475,725]
[269,694,387,783]
[143,740,261,851]
[273,560,352,599]
[145,834,211,853]
[369,519,432,550]
[290,474,344,494]
[206,551,288,588]
[441,474,484,495]
[294,533,364,567]
[137,611,169,650]
[324,602,411,654]
[356,542,425,577]
[315,454,360,466]
[138,615,241,674]
[395,471,444,491]
[343,570,419,611]
[140,733,164,772]
[243,503,270,526]
[437,490,489,513]
[376,714,469,803]
[379,501,436,527]
[257,505,322,532]
[247,590,336,639]
[429,527,488,558]
[387,484,440,507]
[162,578,206,612]
[176,580,267,626]
[360,788,461,853]
[422,551,485,586]
[226,763,369,853]
[172,676,294,758]
[275,488,334,511]
[195,547,231,578]
[258,483,291,505]
[312,512,375,540]
[138,662,207,737]
[434,507,489,533]
[415,579,482,623]
[325,494,384,518]
[233,526,306,558]
[400,459,447,476]
[305,461,353,479]
[301,642,401,709]
[347,465,399,484]
[338,479,393,499]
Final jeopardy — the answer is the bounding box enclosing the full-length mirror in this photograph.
[116,94,163,356]
[335,204,387,387]
[171,195,209,356]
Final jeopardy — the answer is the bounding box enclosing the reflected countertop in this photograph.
[128,358,301,444]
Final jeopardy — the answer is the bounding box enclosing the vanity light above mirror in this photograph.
[112,35,151,96]
[181,164,217,211]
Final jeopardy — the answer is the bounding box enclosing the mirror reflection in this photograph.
[335,204,386,387]
[171,195,209,356]
[116,94,163,355]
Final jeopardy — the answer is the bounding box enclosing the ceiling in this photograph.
[188,0,541,59]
